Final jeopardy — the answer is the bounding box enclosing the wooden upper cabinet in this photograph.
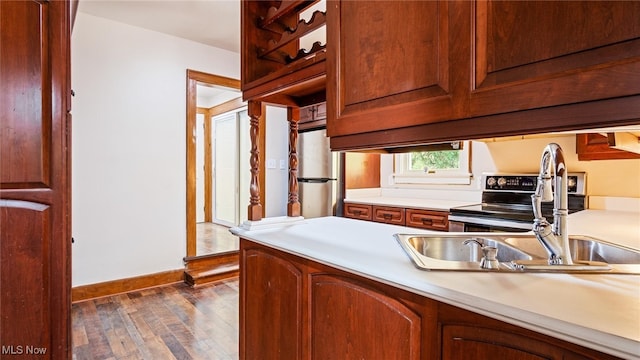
[470,1,640,117]
[298,101,327,131]
[241,0,327,105]
[325,0,640,151]
[576,133,640,161]
[326,1,468,140]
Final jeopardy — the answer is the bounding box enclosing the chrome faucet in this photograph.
[531,143,573,265]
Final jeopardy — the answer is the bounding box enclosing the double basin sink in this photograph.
[394,233,640,274]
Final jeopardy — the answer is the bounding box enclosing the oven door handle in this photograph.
[447,215,534,231]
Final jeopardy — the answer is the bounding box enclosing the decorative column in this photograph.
[247,100,263,221]
[287,107,301,217]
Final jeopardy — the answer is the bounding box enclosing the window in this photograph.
[391,141,471,185]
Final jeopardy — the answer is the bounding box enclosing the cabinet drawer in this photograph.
[315,102,327,120]
[299,102,327,132]
[344,203,372,221]
[405,209,448,231]
[372,206,405,225]
[299,104,315,123]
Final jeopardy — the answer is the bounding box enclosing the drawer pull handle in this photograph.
[421,218,433,225]
[353,210,362,215]
[383,213,392,220]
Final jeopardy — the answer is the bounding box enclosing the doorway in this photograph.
[186,69,245,259]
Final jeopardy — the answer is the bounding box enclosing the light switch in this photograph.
[267,159,276,169]
[279,159,286,169]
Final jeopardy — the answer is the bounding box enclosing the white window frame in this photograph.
[391,141,472,185]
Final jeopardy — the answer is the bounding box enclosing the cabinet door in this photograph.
[443,324,565,360]
[0,1,71,358]
[240,244,303,360]
[326,0,470,138]
[576,133,640,161]
[311,274,423,360]
[344,203,373,220]
[470,1,640,117]
[372,205,405,225]
[406,208,449,231]
[439,304,621,360]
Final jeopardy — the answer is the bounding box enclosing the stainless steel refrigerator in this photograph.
[297,129,342,218]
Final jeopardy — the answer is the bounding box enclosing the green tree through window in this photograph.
[409,150,460,171]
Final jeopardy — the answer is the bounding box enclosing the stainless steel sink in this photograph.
[570,237,640,264]
[502,235,640,264]
[395,233,640,274]
[405,236,532,262]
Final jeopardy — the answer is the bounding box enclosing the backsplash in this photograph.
[380,134,640,198]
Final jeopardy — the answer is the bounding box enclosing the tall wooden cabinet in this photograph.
[326,1,640,150]
[0,1,71,358]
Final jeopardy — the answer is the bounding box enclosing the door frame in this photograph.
[186,69,240,257]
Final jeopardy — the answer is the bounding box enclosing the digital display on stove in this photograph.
[484,175,579,193]
[484,176,538,191]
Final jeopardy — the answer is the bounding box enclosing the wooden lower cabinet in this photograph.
[406,208,449,231]
[345,202,449,231]
[372,205,405,225]
[240,246,302,359]
[240,239,438,359]
[439,303,620,360]
[240,239,621,360]
[311,274,431,359]
[344,203,373,220]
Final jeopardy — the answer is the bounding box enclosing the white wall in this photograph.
[71,13,240,286]
[264,106,290,217]
[483,135,640,198]
[380,135,640,199]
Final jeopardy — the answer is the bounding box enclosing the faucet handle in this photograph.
[463,239,501,270]
[480,246,500,270]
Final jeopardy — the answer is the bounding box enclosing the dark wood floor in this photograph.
[197,222,239,256]
[72,278,239,360]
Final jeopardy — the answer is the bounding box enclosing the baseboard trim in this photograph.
[72,269,185,303]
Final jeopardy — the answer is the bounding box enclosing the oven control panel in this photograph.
[483,174,585,194]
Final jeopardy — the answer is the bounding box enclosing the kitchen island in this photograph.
[232,213,640,359]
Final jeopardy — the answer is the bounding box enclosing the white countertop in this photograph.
[568,209,640,249]
[344,196,478,211]
[232,211,640,359]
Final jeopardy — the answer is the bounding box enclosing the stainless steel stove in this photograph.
[449,173,587,232]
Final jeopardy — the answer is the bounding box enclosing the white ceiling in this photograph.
[78,0,241,53]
